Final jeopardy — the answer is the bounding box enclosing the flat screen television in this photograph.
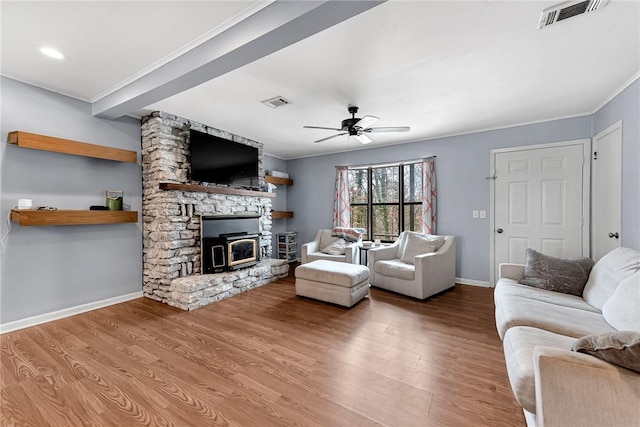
[189,129,259,188]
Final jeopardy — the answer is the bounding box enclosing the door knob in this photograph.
[608,232,620,239]
[496,228,503,234]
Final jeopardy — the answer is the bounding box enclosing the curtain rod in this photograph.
[339,155,436,169]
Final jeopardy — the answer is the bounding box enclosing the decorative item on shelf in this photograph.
[374,239,381,246]
[362,240,373,248]
[105,190,123,211]
[17,199,33,210]
[269,170,289,179]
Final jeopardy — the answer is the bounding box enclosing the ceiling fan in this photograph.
[303,106,410,144]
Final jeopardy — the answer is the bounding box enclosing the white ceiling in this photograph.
[2,1,639,160]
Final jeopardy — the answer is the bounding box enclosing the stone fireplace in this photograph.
[141,111,288,310]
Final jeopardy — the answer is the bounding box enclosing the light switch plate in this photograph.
[472,210,479,219]
[479,210,487,219]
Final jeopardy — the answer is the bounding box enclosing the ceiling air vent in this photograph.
[261,96,292,109]
[537,0,609,29]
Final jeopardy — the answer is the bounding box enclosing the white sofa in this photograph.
[495,247,640,427]
[301,229,361,264]
[368,232,456,299]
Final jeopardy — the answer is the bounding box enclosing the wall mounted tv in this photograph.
[189,129,259,188]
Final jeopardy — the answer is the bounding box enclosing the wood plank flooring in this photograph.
[1,276,524,426]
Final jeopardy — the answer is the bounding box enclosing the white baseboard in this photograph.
[456,277,493,288]
[0,291,143,334]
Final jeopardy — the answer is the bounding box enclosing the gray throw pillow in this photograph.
[572,331,640,373]
[518,248,594,296]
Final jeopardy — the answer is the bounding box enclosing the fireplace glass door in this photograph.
[227,238,257,268]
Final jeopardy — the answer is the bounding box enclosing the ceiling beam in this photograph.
[92,0,385,120]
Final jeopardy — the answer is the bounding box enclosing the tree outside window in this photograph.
[404,162,423,233]
[348,168,368,238]
[348,162,422,242]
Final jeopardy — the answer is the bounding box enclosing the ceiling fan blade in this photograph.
[354,115,379,130]
[314,133,347,143]
[303,125,343,131]
[364,126,411,133]
[355,134,373,145]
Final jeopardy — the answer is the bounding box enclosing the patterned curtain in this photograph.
[333,166,350,228]
[422,157,437,234]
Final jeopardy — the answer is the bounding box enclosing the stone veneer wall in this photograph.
[141,111,285,308]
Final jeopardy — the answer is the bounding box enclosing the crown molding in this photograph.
[590,70,640,114]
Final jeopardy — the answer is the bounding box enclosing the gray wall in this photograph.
[0,77,142,324]
[286,80,640,283]
[1,74,636,324]
[593,79,640,250]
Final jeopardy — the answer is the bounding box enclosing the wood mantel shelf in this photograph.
[10,209,138,226]
[8,131,137,163]
[264,176,293,186]
[159,182,276,198]
[271,211,293,219]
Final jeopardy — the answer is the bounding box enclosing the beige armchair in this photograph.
[301,229,361,264]
[368,231,456,299]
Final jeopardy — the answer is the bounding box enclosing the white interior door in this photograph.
[592,121,622,261]
[491,141,590,284]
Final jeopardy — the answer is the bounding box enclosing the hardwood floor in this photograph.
[1,276,524,426]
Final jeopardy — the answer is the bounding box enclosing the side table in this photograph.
[359,245,372,266]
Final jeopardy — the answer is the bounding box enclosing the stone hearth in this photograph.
[141,111,288,310]
[169,259,288,310]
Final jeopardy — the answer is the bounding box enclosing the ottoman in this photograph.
[295,260,370,307]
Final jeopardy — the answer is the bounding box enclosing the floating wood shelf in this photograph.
[271,211,293,219]
[159,182,276,198]
[10,209,138,226]
[8,131,137,163]
[265,175,293,186]
[265,176,293,219]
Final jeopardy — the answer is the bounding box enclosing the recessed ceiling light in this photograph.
[39,46,65,60]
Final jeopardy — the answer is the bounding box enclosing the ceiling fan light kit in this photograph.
[355,134,372,144]
[304,106,410,144]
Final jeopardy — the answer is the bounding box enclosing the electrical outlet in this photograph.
[479,210,487,219]
[472,210,479,219]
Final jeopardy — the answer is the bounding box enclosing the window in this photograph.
[403,162,423,233]
[348,162,422,241]
[349,168,368,236]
